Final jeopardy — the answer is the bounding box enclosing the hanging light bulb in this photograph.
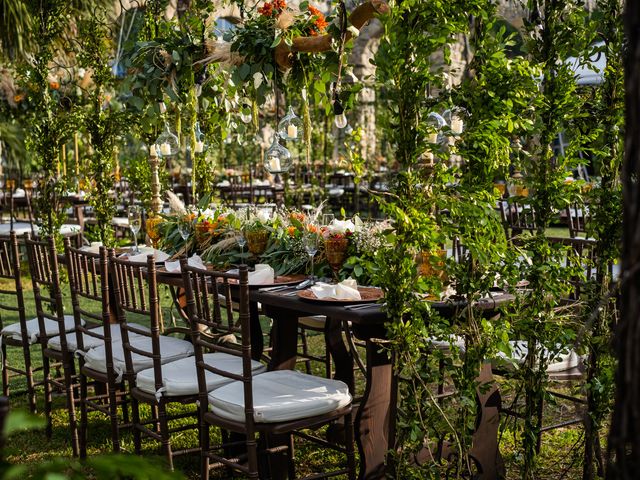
[193,122,207,154]
[334,113,348,129]
[277,106,303,140]
[264,135,292,174]
[154,122,179,158]
[333,100,348,129]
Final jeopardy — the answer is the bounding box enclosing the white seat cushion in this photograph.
[58,224,82,236]
[83,335,194,380]
[493,340,583,373]
[299,315,326,330]
[208,370,352,423]
[428,335,466,353]
[1,315,83,344]
[48,322,150,352]
[0,222,33,236]
[111,217,129,227]
[136,353,266,398]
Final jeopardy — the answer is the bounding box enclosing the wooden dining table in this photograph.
[153,268,514,479]
[251,288,514,480]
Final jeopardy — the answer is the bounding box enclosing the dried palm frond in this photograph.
[199,40,244,67]
[166,190,186,215]
[276,11,295,30]
[308,200,327,224]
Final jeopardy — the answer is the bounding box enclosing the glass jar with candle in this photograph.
[193,122,207,154]
[264,136,292,174]
[154,122,179,158]
[426,112,446,144]
[277,106,303,141]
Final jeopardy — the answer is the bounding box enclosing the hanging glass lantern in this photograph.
[264,136,292,174]
[442,108,464,135]
[277,106,303,140]
[426,112,446,144]
[193,122,207,154]
[155,122,179,158]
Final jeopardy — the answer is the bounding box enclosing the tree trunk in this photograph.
[607,2,640,478]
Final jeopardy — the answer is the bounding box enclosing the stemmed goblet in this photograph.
[177,216,192,242]
[128,205,142,254]
[303,227,319,285]
[237,230,247,264]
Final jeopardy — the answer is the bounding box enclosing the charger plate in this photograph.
[297,286,383,305]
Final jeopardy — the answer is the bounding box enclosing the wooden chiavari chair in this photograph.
[182,262,355,480]
[25,236,81,456]
[108,251,197,469]
[0,231,40,413]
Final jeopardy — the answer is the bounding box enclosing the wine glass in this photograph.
[303,228,318,285]
[177,216,192,242]
[237,231,247,264]
[128,205,142,254]
[322,213,335,226]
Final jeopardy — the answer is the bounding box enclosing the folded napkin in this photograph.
[13,188,26,198]
[311,279,361,300]
[249,264,274,285]
[81,242,103,254]
[128,247,170,264]
[164,254,205,273]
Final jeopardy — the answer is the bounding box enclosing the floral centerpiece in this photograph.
[243,208,274,255]
[322,218,359,279]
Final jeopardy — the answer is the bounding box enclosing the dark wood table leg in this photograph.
[469,362,504,479]
[354,339,396,480]
[411,362,503,479]
[325,317,354,391]
[263,307,300,479]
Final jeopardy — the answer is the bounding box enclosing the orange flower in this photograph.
[287,226,297,237]
[310,14,329,37]
[258,2,273,16]
[289,212,305,222]
[13,93,25,103]
[273,0,286,10]
[307,6,328,36]
[49,81,60,90]
[308,5,321,16]
[307,224,319,234]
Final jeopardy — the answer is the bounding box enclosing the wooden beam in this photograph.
[274,0,390,69]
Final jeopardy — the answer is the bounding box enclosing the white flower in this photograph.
[201,208,216,220]
[78,68,86,79]
[253,72,263,90]
[256,208,271,223]
[347,25,360,38]
[328,219,356,235]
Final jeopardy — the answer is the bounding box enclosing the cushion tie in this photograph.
[154,387,167,402]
